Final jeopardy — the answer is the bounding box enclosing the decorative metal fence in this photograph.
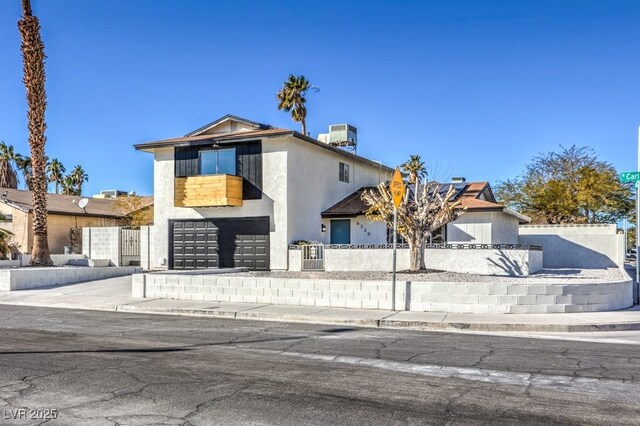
[121,227,141,257]
[302,244,325,271]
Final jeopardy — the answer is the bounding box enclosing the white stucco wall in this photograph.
[519,224,623,268]
[317,216,388,246]
[150,141,289,270]
[149,136,391,270]
[140,225,151,270]
[286,139,391,246]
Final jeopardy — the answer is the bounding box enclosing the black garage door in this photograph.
[170,217,269,270]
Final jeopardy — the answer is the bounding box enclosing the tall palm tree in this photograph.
[276,74,318,136]
[69,165,89,195]
[19,0,52,266]
[46,158,65,194]
[401,155,427,202]
[15,155,32,191]
[0,142,19,189]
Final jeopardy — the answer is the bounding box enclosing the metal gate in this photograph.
[302,244,324,271]
[121,228,140,257]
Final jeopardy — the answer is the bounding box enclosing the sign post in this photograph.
[621,160,640,303]
[390,167,405,311]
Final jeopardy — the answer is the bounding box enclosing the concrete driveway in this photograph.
[38,275,133,297]
[0,275,135,310]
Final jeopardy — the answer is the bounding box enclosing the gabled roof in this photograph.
[134,116,393,172]
[184,114,271,137]
[321,181,531,223]
[0,188,132,218]
[135,128,291,151]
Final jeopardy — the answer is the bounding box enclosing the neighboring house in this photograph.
[322,180,531,246]
[135,114,531,271]
[135,114,394,270]
[0,188,129,254]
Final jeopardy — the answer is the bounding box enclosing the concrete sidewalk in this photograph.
[1,276,640,332]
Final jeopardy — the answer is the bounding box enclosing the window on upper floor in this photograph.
[200,148,236,175]
[339,162,349,183]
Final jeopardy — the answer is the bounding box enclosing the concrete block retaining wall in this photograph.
[21,254,87,267]
[133,270,632,313]
[289,247,543,276]
[0,266,142,291]
[0,255,88,269]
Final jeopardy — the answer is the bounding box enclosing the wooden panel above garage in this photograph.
[175,175,243,207]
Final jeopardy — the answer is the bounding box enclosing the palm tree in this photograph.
[46,158,65,194]
[276,74,318,136]
[401,155,427,201]
[19,0,53,266]
[15,155,32,191]
[69,165,89,195]
[0,142,18,189]
[61,175,76,195]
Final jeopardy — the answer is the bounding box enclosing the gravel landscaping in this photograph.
[225,267,626,283]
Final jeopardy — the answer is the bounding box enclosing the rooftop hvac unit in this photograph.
[328,124,357,153]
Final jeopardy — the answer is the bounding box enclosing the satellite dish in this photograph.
[78,198,89,209]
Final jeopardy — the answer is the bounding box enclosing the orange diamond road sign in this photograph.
[391,167,405,208]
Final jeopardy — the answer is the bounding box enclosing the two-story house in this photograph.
[135,114,530,271]
[135,115,394,270]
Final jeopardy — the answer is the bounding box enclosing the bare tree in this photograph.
[362,181,465,270]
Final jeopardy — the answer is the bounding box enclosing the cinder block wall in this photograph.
[82,227,121,266]
[519,224,622,268]
[133,271,632,314]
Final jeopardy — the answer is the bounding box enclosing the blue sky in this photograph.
[1,0,640,196]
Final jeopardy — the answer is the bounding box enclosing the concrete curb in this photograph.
[115,304,640,333]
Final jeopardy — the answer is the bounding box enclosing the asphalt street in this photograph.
[0,305,639,425]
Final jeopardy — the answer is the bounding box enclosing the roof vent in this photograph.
[451,177,466,183]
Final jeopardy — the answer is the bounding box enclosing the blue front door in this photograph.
[330,219,351,244]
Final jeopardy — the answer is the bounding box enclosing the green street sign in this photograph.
[620,172,640,183]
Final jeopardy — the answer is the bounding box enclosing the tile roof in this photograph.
[0,188,141,218]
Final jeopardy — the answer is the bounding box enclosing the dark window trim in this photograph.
[198,146,236,176]
[339,162,350,183]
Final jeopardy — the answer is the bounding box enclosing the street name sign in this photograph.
[620,172,640,183]
[391,167,405,208]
